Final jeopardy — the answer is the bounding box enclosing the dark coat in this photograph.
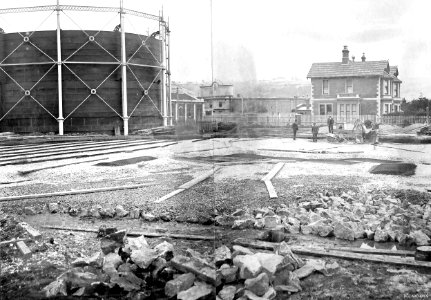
[312,125,319,134]
[327,117,334,126]
[291,123,299,131]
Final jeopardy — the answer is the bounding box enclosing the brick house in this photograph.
[307,46,402,120]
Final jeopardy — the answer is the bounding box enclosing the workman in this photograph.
[291,120,299,140]
[311,122,319,142]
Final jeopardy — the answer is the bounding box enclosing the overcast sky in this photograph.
[1,0,430,99]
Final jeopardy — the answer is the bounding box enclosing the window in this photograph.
[319,104,326,115]
[339,104,345,115]
[352,104,357,115]
[323,80,329,95]
[384,80,389,95]
[394,83,400,97]
[384,104,390,114]
[394,105,399,113]
[346,104,351,115]
[319,103,332,115]
[219,102,223,108]
[346,79,353,93]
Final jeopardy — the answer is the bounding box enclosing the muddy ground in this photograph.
[1,137,431,299]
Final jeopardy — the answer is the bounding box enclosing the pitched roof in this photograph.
[172,92,198,101]
[389,66,399,77]
[307,60,390,78]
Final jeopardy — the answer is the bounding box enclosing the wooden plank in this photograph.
[263,180,278,199]
[233,238,431,269]
[0,238,31,246]
[0,182,156,202]
[261,162,284,182]
[16,241,32,258]
[178,167,219,189]
[41,225,215,241]
[18,222,42,239]
[154,189,185,203]
[326,246,415,257]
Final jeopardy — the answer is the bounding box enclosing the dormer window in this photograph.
[346,79,353,93]
[323,80,329,95]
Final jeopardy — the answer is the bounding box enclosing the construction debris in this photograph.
[133,126,176,136]
[0,214,45,259]
[216,189,431,249]
[418,125,431,135]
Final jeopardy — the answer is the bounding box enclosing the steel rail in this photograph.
[0,5,160,21]
[127,62,163,69]
[0,62,55,67]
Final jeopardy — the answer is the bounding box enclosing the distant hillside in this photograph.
[172,80,311,98]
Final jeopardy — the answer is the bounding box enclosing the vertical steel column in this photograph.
[175,102,178,124]
[120,0,129,136]
[56,0,64,135]
[167,22,172,126]
[184,103,187,122]
[160,19,168,126]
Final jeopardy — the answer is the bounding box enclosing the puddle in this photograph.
[96,156,156,167]
[369,163,417,176]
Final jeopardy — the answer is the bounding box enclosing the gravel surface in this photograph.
[1,137,431,299]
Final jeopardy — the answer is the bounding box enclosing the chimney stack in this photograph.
[361,53,366,62]
[342,46,349,64]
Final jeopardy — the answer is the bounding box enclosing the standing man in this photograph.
[291,119,299,140]
[327,115,334,133]
[311,122,319,142]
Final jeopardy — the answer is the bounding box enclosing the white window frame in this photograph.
[384,103,390,114]
[352,103,357,115]
[394,83,400,97]
[339,104,345,115]
[384,80,389,95]
[322,80,329,95]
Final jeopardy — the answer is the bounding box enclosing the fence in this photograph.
[202,114,430,127]
[203,114,377,127]
[380,115,429,126]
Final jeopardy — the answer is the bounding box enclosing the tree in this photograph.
[400,97,430,115]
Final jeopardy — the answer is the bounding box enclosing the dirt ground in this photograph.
[1,136,431,299]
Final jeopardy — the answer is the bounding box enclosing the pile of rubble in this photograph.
[42,224,335,299]
[418,125,431,136]
[0,213,47,260]
[216,190,431,247]
[24,203,214,225]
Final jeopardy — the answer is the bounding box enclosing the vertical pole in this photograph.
[175,102,178,124]
[184,103,188,122]
[120,0,129,136]
[167,21,172,126]
[427,105,430,125]
[210,0,214,84]
[56,0,64,135]
[193,103,197,121]
[160,17,168,126]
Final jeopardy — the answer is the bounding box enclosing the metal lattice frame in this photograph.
[0,1,171,135]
